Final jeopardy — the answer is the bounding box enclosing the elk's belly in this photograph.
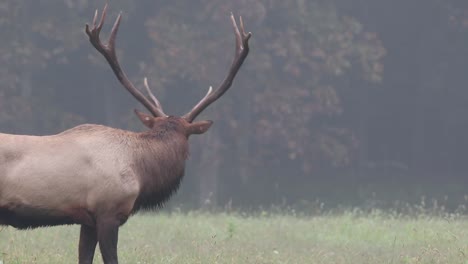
[0,205,94,229]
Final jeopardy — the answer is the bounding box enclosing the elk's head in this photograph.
[133,112,213,138]
[85,5,251,138]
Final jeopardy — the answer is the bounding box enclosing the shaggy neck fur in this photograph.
[130,121,190,211]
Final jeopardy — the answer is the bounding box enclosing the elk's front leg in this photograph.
[79,225,98,264]
[97,216,120,264]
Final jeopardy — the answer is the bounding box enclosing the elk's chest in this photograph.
[131,135,189,210]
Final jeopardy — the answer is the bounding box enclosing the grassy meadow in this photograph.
[0,210,467,264]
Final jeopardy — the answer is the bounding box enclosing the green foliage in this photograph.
[226,221,236,239]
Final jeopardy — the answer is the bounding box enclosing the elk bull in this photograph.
[0,4,251,264]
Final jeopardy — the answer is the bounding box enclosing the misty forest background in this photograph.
[0,0,467,212]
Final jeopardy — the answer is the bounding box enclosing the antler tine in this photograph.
[108,11,121,50]
[85,4,167,118]
[183,14,251,122]
[97,4,107,31]
[231,13,242,50]
[200,86,214,104]
[92,9,98,27]
[143,77,163,110]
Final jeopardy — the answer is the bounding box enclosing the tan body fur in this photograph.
[0,124,187,229]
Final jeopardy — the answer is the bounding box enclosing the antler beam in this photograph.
[183,14,251,122]
[85,4,167,118]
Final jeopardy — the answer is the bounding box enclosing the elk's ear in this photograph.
[134,109,155,128]
[187,120,213,135]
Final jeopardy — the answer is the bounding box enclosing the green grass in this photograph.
[0,211,467,264]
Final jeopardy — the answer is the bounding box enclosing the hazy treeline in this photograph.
[0,0,467,210]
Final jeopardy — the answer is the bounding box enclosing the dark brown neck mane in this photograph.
[131,127,189,211]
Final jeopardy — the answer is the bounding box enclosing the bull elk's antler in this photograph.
[85,4,251,122]
[85,4,167,118]
[183,14,251,122]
